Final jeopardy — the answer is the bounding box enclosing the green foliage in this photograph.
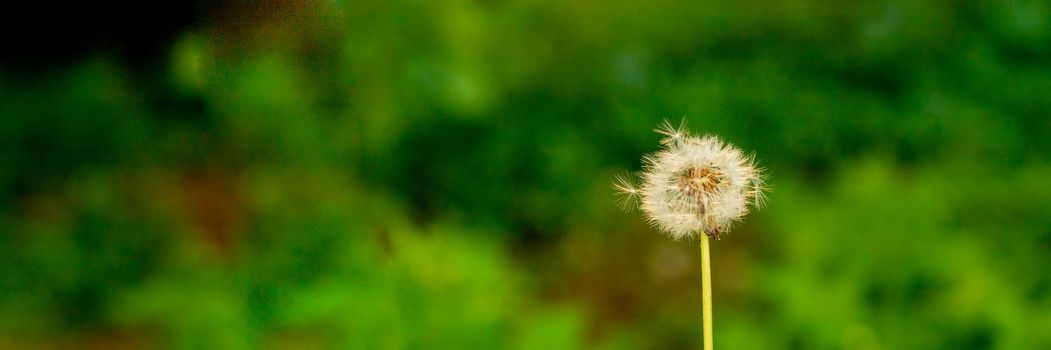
[1,0,1049,348]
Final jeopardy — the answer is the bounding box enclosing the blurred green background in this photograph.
[1,0,1050,349]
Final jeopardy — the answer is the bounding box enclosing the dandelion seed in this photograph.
[655,119,689,146]
[612,173,641,210]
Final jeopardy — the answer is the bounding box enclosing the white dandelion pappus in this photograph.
[612,172,641,210]
[618,121,767,241]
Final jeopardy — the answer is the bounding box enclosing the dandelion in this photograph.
[615,120,768,350]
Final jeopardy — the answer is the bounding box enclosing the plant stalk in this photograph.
[701,235,713,350]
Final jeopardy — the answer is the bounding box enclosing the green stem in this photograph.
[701,235,713,350]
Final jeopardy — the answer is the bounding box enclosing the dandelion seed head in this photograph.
[617,120,768,241]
